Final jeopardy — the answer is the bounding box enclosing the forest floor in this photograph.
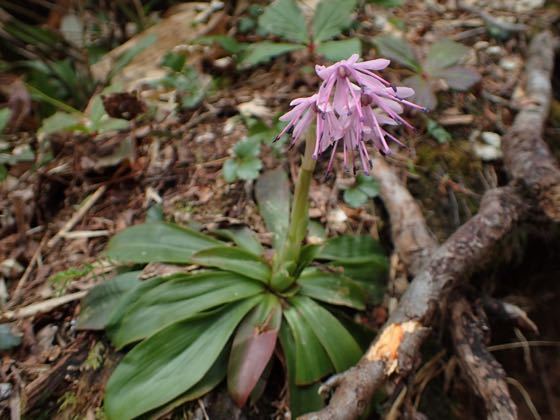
[1,1,560,419]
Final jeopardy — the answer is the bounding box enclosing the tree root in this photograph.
[299,30,559,420]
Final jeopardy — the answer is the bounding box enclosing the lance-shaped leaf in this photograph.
[107,271,264,348]
[318,235,384,260]
[278,323,324,417]
[228,294,282,407]
[258,0,309,44]
[255,168,291,248]
[191,247,271,283]
[149,347,228,419]
[104,297,261,420]
[105,222,223,264]
[283,305,333,384]
[312,0,357,43]
[290,296,362,372]
[213,226,264,256]
[298,267,365,310]
[316,235,388,298]
[77,270,141,330]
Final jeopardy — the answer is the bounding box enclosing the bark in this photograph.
[450,298,517,420]
[502,31,560,221]
[371,158,436,275]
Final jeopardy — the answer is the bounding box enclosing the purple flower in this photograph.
[277,55,424,173]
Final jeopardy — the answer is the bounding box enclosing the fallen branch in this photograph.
[502,31,560,221]
[300,30,559,420]
[450,297,517,420]
[371,158,436,274]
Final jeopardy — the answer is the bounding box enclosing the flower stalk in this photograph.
[272,129,316,289]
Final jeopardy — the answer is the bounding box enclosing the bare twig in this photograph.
[458,1,528,34]
[46,185,107,248]
[450,298,517,420]
[1,291,87,321]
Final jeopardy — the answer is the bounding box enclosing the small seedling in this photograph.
[343,174,380,208]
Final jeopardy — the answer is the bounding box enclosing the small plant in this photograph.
[373,36,480,110]
[343,174,380,208]
[223,137,263,183]
[79,54,421,419]
[199,0,361,67]
[243,0,360,66]
[48,264,94,296]
[152,52,209,111]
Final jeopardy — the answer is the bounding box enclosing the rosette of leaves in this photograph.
[79,168,387,419]
[242,0,361,66]
[373,36,480,110]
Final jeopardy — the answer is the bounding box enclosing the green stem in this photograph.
[272,129,316,288]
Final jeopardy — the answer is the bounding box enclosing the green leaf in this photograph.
[160,51,187,72]
[236,156,263,180]
[432,66,480,91]
[356,173,380,197]
[316,38,361,61]
[77,271,141,330]
[404,74,437,110]
[426,118,452,144]
[104,298,260,420]
[223,158,238,182]
[149,347,228,418]
[299,267,366,310]
[0,165,7,182]
[278,324,324,417]
[255,168,291,248]
[0,108,11,134]
[38,111,83,135]
[312,0,357,43]
[241,42,306,67]
[318,235,384,261]
[195,35,248,55]
[290,296,362,371]
[228,294,282,407]
[344,174,379,208]
[425,39,469,73]
[191,247,271,283]
[283,305,333,384]
[105,222,223,264]
[234,137,260,158]
[258,0,309,44]
[214,226,264,256]
[108,271,264,348]
[343,187,369,208]
[0,324,21,350]
[372,35,421,72]
[367,0,404,7]
[316,235,388,293]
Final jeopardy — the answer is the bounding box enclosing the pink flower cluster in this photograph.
[276,54,425,173]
